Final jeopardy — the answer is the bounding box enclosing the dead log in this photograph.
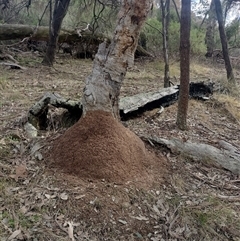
[0,62,26,69]
[0,24,153,58]
[144,136,240,175]
[27,81,214,129]
[135,45,154,58]
[0,24,104,43]
[28,92,82,129]
[120,81,213,119]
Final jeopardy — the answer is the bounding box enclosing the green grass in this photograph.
[181,195,240,232]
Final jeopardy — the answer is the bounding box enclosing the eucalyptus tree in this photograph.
[160,0,171,88]
[214,0,235,84]
[82,0,153,118]
[205,0,216,57]
[42,0,71,66]
[176,0,191,130]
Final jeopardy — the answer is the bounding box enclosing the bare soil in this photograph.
[49,110,166,186]
[0,53,240,241]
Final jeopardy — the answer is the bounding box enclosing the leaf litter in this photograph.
[0,54,240,240]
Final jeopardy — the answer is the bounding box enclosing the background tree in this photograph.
[176,0,191,130]
[214,0,235,84]
[160,0,171,87]
[226,18,240,47]
[205,0,216,57]
[42,0,71,66]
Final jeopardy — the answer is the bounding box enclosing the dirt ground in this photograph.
[1,52,240,241]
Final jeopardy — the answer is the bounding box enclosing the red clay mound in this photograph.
[49,110,155,184]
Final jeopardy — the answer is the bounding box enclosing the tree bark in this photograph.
[160,0,171,88]
[42,0,70,66]
[176,0,191,130]
[205,0,216,57]
[214,0,235,84]
[82,0,153,118]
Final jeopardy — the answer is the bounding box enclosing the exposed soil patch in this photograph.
[49,110,167,186]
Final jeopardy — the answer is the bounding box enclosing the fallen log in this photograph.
[143,136,240,175]
[120,81,213,119]
[0,62,26,70]
[26,81,213,129]
[28,92,82,129]
[0,24,153,58]
[0,24,104,43]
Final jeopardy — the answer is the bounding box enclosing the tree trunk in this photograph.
[176,0,191,130]
[214,0,235,84]
[42,0,70,66]
[205,0,216,57]
[160,0,171,88]
[82,0,153,118]
[49,0,155,183]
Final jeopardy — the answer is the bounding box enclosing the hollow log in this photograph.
[27,81,214,129]
[28,92,82,129]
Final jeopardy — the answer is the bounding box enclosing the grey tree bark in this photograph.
[82,0,153,118]
[205,0,216,57]
[160,0,171,88]
[42,0,70,66]
[214,0,235,84]
[176,0,191,130]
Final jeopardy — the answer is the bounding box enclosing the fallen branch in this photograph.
[0,62,26,70]
[213,194,240,202]
[143,136,240,175]
[28,92,82,129]
[27,82,214,129]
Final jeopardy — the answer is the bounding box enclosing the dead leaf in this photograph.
[19,206,29,214]
[118,219,127,225]
[67,221,75,241]
[45,194,51,199]
[152,205,160,215]
[60,193,68,200]
[7,229,21,240]
[130,215,149,221]
[74,194,85,199]
[9,164,27,181]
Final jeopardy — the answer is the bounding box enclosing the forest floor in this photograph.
[0,52,240,241]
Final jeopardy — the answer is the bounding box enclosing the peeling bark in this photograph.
[82,0,153,118]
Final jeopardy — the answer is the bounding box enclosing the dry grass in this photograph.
[0,73,8,90]
[0,55,240,240]
[214,94,240,122]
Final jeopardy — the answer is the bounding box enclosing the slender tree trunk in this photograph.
[82,0,153,118]
[42,0,70,66]
[205,0,216,57]
[160,0,171,88]
[176,0,191,130]
[214,0,235,84]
